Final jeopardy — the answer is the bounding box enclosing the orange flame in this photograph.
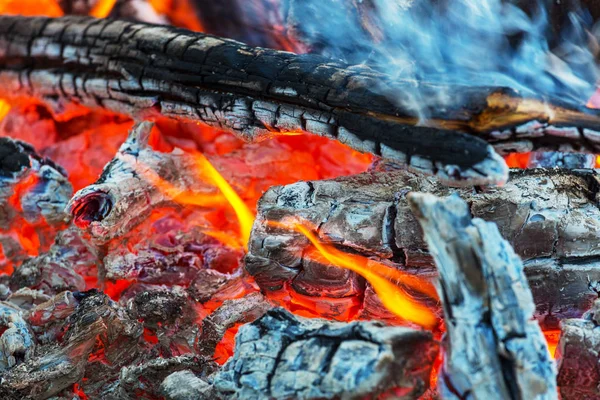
[289,222,439,329]
[262,218,439,328]
[0,99,10,122]
[0,0,63,16]
[543,329,560,359]
[88,0,118,18]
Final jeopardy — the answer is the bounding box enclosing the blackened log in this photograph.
[209,308,438,399]
[18,17,600,185]
[408,193,556,399]
[246,168,600,328]
[556,298,600,399]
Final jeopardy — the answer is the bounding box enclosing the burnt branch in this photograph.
[408,193,556,399]
[246,168,600,328]
[15,17,600,185]
[208,308,438,399]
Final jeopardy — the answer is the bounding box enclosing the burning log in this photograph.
[555,298,600,399]
[408,193,556,399]
[17,17,600,185]
[65,121,216,243]
[208,308,438,399]
[246,168,600,327]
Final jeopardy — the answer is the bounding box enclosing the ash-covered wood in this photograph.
[556,298,600,399]
[408,193,556,399]
[208,308,438,399]
[246,168,600,328]
[9,228,96,296]
[21,17,600,185]
[196,292,271,358]
[65,121,215,243]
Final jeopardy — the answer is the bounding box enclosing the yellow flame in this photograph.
[191,153,255,249]
[0,99,10,122]
[278,220,439,329]
[89,0,118,18]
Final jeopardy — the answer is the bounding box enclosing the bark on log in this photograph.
[246,167,600,328]
[556,298,600,400]
[208,308,438,399]
[3,18,600,185]
[408,193,556,400]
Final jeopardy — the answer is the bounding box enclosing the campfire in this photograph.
[1,0,600,399]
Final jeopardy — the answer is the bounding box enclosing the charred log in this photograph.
[10,17,600,185]
[196,292,271,358]
[408,193,556,399]
[246,168,600,328]
[556,298,600,399]
[208,308,438,399]
[65,121,217,243]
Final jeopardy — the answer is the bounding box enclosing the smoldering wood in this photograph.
[555,298,600,399]
[246,168,600,328]
[114,354,217,399]
[0,290,143,399]
[9,227,97,297]
[196,292,271,358]
[65,121,218,243]
[408,193,556,399]
[9,19,600,186]
[207,307,438,399]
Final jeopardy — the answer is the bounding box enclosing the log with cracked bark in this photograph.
[2,18,600,185]
[246,167,600,328]
[408,193,556,399]
[207,308,438,399]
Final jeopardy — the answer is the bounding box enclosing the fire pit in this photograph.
[0,1,599,399]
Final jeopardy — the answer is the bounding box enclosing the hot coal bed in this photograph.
[1,1,600,399]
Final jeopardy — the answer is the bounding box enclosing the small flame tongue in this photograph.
[71,192,112,229]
